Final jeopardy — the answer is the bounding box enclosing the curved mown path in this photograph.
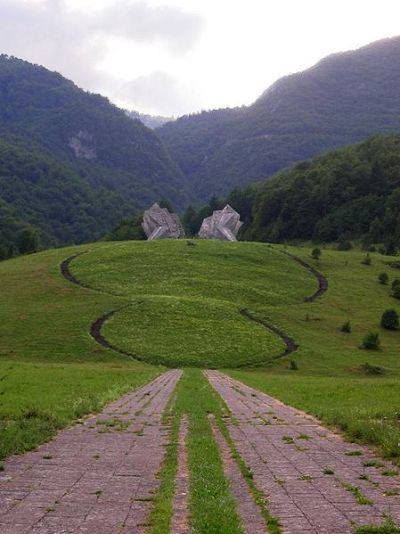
[60,247,326,366]
[89,307,144,363]
[282,251,328,302]
[239,308,298,360]
[60,252,87,287]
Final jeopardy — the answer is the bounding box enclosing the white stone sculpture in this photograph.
[198,205,243,241]
[142,203,185,240]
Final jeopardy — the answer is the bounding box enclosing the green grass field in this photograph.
[1,238,400,532]
[228,245,400,459]
[0,245,160,459]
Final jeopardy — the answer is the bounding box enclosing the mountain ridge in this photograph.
[158,36,400,201]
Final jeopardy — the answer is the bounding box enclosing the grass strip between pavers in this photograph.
[150,369,243,533]
[149,384,181,534]
[215,414,281,534]
[150,369,280,533]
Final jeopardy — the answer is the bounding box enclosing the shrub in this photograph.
[378,273,389,285]
[289,360,298,370]
[359,363,385,375]
[392,280,400,300]
[341,321,352,333]
[361,253,372,266]
[385,239,398,256]
[362,242,376,252]
[393,286,400,300]
[311,247,321,260]
[387,261,400,269]
[337,239,352,251]
[17,228,40,255]
[381,309,400,331]
[361,332,381,350]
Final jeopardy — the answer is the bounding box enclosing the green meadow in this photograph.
[0,245,160,459]
[229,245,400,459]
[1,238,400,468]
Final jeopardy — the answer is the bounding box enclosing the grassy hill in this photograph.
[1,239,400,467]
[69,240,311,367]
[158,36,400,201]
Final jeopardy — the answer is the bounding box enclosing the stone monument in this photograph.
[142,203,185,240]
[198,204,243,241]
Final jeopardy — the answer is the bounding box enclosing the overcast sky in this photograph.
[1,0,399,116]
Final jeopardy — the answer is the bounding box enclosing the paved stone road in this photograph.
[206,371,400,534]
[0,370,181,534]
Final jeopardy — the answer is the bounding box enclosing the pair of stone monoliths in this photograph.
[142,203,243,241]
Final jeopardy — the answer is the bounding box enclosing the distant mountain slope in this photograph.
[228,134,400,247]
[158,36,400,201]
[126,110,174,129]
[0,55,187,254]
[0,138,128,254]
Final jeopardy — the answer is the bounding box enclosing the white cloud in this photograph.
[0,0,400,115]
[97,1,203,54]
[0,0,204,112]
[116,70,201,115]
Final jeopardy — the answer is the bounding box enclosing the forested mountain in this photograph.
[158,36,400,201]
[0,55,187,256]
[223,134,400,248]
[4,35,400,258]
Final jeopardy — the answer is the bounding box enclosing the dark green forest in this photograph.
[96,134,400,252]
[217,134,400,250]
[0,138,133,257]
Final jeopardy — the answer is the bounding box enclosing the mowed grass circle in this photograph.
[103,297,285,368]
[72,240,316,367]
[73,240,316,307]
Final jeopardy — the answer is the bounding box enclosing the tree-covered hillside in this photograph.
[225,135,400,248]
[158,36,400,201]
[0,138,132,257]
[0,55,188,256]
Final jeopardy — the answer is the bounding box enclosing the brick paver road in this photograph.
[0,370,181,534]
[206,371,400,534]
